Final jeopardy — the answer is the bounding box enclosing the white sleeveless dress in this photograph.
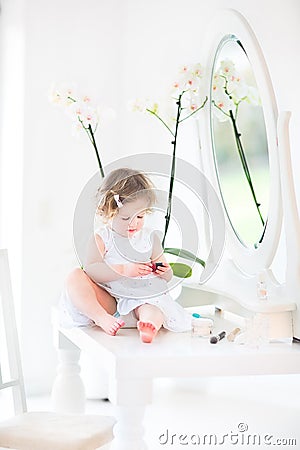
[96,226,192,332]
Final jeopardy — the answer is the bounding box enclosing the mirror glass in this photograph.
[210,34,270,248]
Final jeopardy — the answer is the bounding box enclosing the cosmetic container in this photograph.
[257,271,268,301]
[191,314,214,338]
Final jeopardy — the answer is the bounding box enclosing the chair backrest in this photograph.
[0,249,27,415]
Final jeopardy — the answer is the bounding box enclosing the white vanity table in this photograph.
[52,8,300,450]
[52,308,300,450]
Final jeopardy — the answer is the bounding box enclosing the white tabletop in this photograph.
[60,314,300,380]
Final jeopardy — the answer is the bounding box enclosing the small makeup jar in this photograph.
[191,314,214,338]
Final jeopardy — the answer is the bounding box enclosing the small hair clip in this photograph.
[113,194,123,208]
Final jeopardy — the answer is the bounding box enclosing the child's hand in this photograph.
[152,261,172,277]
[122,262,153,278]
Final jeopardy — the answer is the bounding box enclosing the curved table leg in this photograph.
[51,332,86,413]
[109,377,152,450]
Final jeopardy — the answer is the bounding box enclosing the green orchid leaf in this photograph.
[164,247,206,267]
[169,262,192,278]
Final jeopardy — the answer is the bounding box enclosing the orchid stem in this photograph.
[162,94,182,248]
[146,109,175,137]
[145,89,206,249]
[179,96,208,123]
[68,97,104,179]
[88,124,105,178]
[229,109,264,226]
[212,100,231,118]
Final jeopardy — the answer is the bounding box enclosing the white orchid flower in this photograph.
[128,98,159,116]
[147,101,159,114]
[67,101,99,130]
[49,83,106,177]
[213,59,261,121]
[220,59,236,78]
[70,121,84,137]
[212,89,233,121]
[175,65,192,89]
[128,98,149,113]
[172,79,187,95]
[131,62,207,142]
[212,72,225,94]
[173,63,205,96]
[227,74,249,102]
[81,95,92,104]
[49,83,77,107]
[191,63,204,79]
[178,64,189,74]
[178,90,204,117]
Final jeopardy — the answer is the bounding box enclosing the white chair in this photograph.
[0,249,115,450]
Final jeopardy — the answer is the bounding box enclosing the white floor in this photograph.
[25,374,300,449]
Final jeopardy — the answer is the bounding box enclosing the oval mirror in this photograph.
[210,34,269,248]
[202,9,281,276]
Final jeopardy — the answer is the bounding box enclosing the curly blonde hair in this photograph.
[97,168,156,221]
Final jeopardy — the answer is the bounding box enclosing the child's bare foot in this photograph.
[95,314,125,336]
[137,321,157,343]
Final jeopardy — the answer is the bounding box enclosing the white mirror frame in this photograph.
[201,8,282,276]
[191,8,300,335]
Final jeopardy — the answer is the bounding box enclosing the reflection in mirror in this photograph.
[210,34,269,248]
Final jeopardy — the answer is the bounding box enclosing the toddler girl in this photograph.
[60,168,191,343]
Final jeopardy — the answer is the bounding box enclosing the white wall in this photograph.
[1,0,299,394]
[21,0,124,394]
[0,0,25,323]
